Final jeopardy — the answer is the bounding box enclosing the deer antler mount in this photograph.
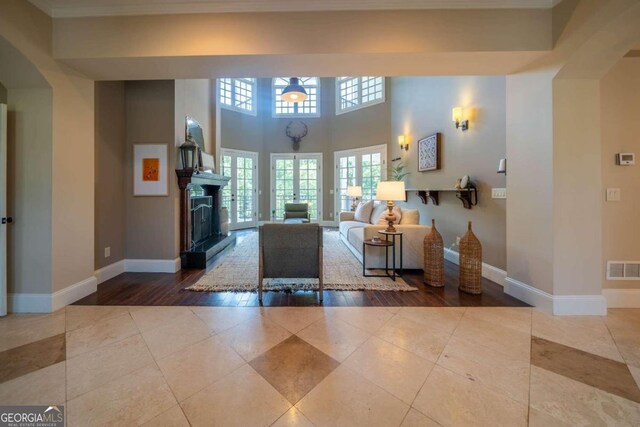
[286,121,308,151]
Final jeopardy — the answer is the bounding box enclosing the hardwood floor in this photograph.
[77,230,528,308]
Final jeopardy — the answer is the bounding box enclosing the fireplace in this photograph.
[191,194,214,246]
[176,171,235,269]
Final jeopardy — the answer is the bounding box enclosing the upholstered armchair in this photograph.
[258,224,323,302]
[283,203,310,223]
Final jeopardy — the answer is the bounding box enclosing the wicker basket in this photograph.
[459,221,482,294]
[423,219,444,287]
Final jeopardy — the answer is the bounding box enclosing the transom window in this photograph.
[273,77,320,117]
[336,76,385,114]
[218,78,257,115]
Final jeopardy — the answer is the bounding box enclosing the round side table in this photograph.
[378,230,403,277]
[362,238,397,281]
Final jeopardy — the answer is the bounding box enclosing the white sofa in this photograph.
[339,204,431,270]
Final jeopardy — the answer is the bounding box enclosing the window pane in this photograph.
[274,77,320,116]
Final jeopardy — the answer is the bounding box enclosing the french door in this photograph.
[270,153,323,221]
[1,104,7,316]
[334,144,387,217]
[220,149,259,230]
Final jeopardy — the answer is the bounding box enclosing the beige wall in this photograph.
[124,80,177,260]
[601,58,640,290]
[53,10,551,59]
[1,0,95,295]
[6,88,53,294]
[221,77,391,222]
[505,69,556,294]
[95,81,126,270]
[552,78,603,296]
[391,76,507,270]
[0,82,6,103]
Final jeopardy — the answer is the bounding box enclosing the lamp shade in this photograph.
[281,77,308,103]
[346,186,362,197]
[452,107,463,122]
[376,181,406,201]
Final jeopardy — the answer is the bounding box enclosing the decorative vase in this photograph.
[423,219,444,287]
[459,221,482,294]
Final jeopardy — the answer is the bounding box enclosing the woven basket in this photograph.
[423,219,444,287]
[459,221,482,294]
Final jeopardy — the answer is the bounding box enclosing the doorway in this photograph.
[220,148,259,230]
[270,153,323,221]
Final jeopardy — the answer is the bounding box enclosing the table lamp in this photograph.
[375,181,406,232]
[346,186,362,211]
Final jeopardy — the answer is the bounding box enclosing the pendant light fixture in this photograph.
[281,77,308,103]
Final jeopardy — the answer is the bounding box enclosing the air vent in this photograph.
[607,261,640,280]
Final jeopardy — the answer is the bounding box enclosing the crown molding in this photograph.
[29,0,559,18]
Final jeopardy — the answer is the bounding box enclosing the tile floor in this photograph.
[0,306,639,426]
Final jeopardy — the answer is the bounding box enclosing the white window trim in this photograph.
[272,78,321,118]
[270,153,323,221]
[335,77,386,116]
[218,78,257,116]
[333,144,388,217]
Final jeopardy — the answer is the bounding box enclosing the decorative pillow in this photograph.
[376,206,402,225]
[370,202,387,225]
[400,209,419,225]
[354,200,374,223]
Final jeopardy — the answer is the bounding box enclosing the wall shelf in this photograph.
[406,185,478,209]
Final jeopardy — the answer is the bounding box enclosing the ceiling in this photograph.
[30,0,561,18]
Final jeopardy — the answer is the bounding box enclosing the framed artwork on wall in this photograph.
[133,143,169,196]
[418,133,441,172]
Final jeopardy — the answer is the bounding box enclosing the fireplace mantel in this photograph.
[176,170,230,190]
[176,169,234,268]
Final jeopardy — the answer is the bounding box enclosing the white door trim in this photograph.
[220,148,259,230]
[270,152,323,222]
[0,104,7,316]
[333,143,388,218]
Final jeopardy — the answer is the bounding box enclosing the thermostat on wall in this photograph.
[616,153,635,165]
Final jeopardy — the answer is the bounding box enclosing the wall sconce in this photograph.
[452,107,469,131]
[497,158,507,175]
[398,135,409,151]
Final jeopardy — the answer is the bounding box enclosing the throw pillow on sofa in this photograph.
[400,209,419,224]
[354,200,374,223]
[375,205,402,225]
[370,202,387,224]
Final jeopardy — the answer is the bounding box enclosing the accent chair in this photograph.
[258,223,323,303]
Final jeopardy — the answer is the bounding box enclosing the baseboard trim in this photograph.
[504,277,553,313]
[603,288,640,308]
[52,276,97,311]
[8,293,53,313]
[504,276,607,315]
[444,248,506,286]
[94,260,125,284]
[124,258,181,273]
[9,275,98,313]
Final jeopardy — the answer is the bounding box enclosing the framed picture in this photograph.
[200,152,215,173]
[133,143,169,196]
[418,133,441,172]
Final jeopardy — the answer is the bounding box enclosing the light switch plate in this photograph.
[606,188,621,202]
[492,188,507,199]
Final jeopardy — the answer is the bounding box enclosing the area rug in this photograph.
[186,229,418,292]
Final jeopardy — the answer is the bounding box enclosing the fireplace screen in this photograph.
[191,196,213,246]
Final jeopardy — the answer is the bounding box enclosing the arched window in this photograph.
[272,77,320,117]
